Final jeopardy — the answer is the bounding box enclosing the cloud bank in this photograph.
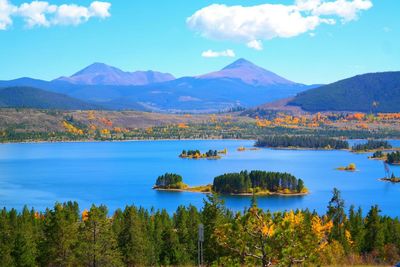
[0,0,111,30]
[187,0,372,50]
[202,49,235,58]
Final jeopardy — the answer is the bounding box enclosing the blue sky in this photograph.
[0,0,398,84]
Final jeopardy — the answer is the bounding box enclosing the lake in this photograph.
[0,140,399,216]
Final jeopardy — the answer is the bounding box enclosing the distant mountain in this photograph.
[0,87,101,110]
[55,63,175,86]
[0,59,312,112]
[200,58,296,86]
[289,72,400,113]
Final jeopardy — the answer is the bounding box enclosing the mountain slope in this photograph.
[0,87,101,110]
[289,72,400,113]
[55,63,175,86]
[200,58,296,86]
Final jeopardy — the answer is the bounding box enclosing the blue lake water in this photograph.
[0,140,399,216]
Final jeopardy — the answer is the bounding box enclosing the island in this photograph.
[370,150,387,160]
[212,171,308,196]
[179,149,222,159]
[237,147,260,152]
[380,173,400,183]
[387,151,400,165]
[352,140,392,152]
[153,170,308,196]
[153,173,212,192]
[336,163,357,172]
[255,135,349,150]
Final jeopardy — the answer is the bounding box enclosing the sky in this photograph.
[0,0,399,84]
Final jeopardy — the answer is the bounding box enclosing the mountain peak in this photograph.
[73,62,123,76]
[200,59,296,86]
[54,63,175,86]
[222,58,256,70]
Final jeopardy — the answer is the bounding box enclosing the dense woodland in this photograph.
[255,135,349,149]
[212,170,305,194]
[1,190,400,266]
[387,151,400,165]
[351,140,392,152]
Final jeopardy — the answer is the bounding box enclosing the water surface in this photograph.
[0,140,399,216]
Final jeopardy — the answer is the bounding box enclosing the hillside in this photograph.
[289,72,400,113]
[0,87,101,110]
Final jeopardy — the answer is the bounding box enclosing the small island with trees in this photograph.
[153,173,212,192]
[153,170,308,196]
[179,149,223,160]
[370,150,387,160]
[255,135,349,150]
[212,170,308,196]
[336,163,357,172]
[386,151,400,165]
[351,140,392,152]
[380,173,400,183]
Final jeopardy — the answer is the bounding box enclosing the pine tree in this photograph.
[364,205,385,254]
[78,205,123,267]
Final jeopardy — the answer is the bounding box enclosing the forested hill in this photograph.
[0,87,101,110]
[288,72,400,112]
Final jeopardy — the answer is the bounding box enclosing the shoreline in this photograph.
[153,187,309,197]
[0,138,255,146]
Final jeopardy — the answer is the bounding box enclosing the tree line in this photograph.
[351,140,392,151]
[1,190,400,266]
[255,135,349,149]
[212,170,305,194]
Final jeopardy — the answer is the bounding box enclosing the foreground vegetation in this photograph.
[255,135,349,150]
[1,190,400,266]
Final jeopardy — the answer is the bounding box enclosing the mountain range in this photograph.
[0,59,315,113]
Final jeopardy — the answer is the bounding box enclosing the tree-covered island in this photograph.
[212,171,307,195]
[336,163,357,172]
[255,135,349,150]
[154,171,308,196]
[153,173,212,192]
[179,149,222,159]
[387,151,400,165]
[351,140,392,152]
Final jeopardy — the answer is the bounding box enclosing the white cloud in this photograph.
[246,40,263,50]
[202,49,235,58]
[313,0,372,22]
[187,0,372,50]
[89,1,111,18]
[0,0,111,30]
[0,0,16,30]
[17,1,56,27]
